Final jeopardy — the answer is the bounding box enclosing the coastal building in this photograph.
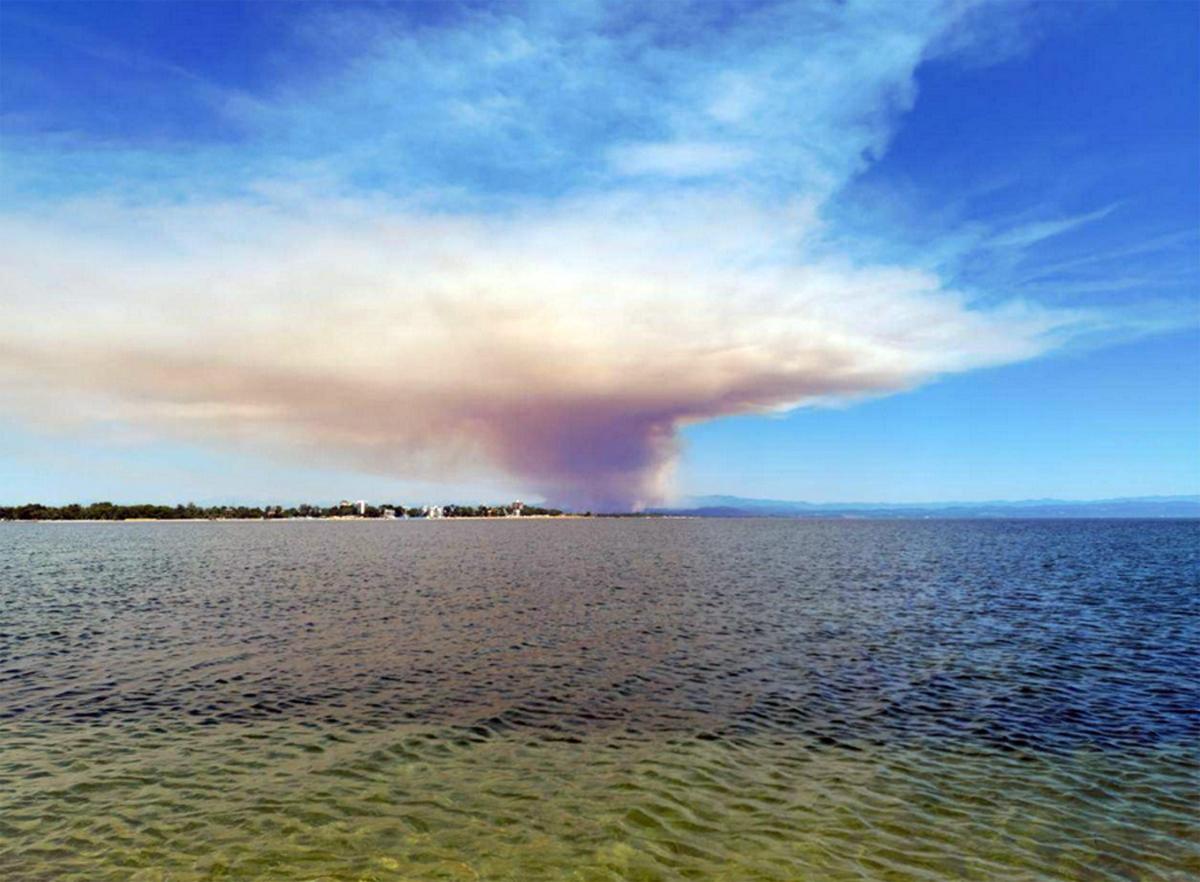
[354,500,367,515]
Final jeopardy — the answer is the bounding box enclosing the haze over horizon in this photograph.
[2,1,1197,509]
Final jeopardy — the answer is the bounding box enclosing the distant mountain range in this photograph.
[650,494,1200,519]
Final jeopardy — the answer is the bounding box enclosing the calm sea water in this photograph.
[1,519,1196,881]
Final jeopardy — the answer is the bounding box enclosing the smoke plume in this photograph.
[0,1,1094,508]
[0,194,1074,509]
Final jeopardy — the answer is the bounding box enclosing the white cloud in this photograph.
[988,204,1120,250]
[608,141,754,178]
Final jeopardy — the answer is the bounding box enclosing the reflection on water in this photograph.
[1,520,1197,880]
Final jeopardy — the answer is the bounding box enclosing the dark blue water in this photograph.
[3,519,1196,749]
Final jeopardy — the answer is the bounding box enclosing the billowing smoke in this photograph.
[0,1,1091,509]
[0,193,1075,509]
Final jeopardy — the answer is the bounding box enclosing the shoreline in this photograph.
[7,514,599,523]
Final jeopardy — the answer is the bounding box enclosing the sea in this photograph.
[1,518,1196,881]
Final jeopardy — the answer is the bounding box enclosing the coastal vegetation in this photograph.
[0,501,569,521]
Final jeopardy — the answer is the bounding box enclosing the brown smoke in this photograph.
[0,196,1074,509]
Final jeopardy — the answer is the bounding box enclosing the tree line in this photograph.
[0,501,568,520]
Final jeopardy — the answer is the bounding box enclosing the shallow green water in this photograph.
[1,520,1197,879]
[4,720,1196,881]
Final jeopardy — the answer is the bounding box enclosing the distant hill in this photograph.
[650,495,1200,519]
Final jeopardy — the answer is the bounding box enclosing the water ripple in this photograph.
[1,519,1197,879]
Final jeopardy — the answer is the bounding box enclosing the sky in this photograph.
[1,0,1197,509]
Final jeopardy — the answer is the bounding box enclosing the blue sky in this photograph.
[0,0,1196,507]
